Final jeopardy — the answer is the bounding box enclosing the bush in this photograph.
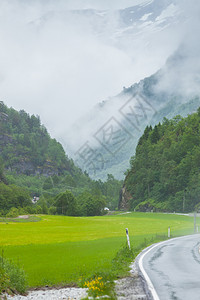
[0,254,27,295]
[24,205,36,214]
[0,210,5,217]
[0,267,10,294]
[49,206,57,215]
[17,207,28,215]
[35,205,42,214]
[135,199,156,212]
[77,191,106,216]
[6,207,19,218]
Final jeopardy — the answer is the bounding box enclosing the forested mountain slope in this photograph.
[0,101,76,176]
[123,108,200,212]
[0,102,123,214]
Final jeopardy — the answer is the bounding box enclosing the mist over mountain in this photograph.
[66,22,200,180]
[0,0,183,142]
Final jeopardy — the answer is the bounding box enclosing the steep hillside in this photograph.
[0,101,76,176]
[123,108,200,212]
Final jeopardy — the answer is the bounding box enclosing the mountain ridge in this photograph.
[69,46,200,180]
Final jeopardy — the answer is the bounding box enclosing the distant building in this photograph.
[104,207,110,211]
[32,196,39,204]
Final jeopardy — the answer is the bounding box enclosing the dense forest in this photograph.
[125,108,200,213]
[0,101,75,175]
[0,102,123,216]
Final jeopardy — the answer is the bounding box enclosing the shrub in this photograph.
[49,206,57,215]
[0,254,27,295]
[18,207,28,215]
[6,207,19,218]
[0,267,10,294]
[35,205,42,214]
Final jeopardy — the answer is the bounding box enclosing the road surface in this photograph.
[139,234,200,300]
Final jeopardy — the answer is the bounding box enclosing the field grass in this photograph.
[0,213,197,288]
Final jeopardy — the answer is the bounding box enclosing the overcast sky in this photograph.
[17,0,149,10]
[0,0,195,149]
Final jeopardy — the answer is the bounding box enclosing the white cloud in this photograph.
[0,1,137,132]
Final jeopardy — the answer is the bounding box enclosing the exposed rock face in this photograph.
[0,134,61,177]
[7,159,59,177]
[118,186,132,210]
[0,134,13,149]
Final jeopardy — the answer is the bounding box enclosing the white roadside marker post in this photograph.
[168,226,170,238]
[126,228,131,250]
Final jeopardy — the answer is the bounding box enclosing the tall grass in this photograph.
[0,251,27,295]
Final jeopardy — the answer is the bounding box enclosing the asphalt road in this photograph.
[139,234,200,300]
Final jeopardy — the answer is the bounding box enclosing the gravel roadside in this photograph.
[4,259,148,300]
[115,260,148,300]
[4,287,88,300]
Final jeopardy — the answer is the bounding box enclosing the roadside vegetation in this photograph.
[0,251,27,296]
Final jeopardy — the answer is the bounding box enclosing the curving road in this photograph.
[139,234,200,300]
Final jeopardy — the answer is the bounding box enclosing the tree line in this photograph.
[0,157,122,216]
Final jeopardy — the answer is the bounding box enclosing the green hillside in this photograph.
[0,102,122,215]
[124,108,200,212]
[0,101,76,176]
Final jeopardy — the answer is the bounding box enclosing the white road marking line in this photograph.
[139,243,161,300]
[138,234,199,300]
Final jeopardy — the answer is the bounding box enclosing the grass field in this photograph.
[0,213,197,288]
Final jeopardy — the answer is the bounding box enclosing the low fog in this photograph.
[0,0,198,153]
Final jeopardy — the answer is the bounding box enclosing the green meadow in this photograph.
[0,213,197,287]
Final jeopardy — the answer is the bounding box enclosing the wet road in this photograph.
[140,234,200,300]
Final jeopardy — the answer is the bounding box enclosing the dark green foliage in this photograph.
[138,125,152,146]
[55,190,77,216]
[88,175,123,210]
[101,174,123,210]
[6,207,19,218]
[53,189,106,217]
[0,183,31,211]
[63,174,77,187]
[149,124,160,144]
[125,109,200,212]
[76,191,106,216]
[49,206,57,215]
[0,158,7,185]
